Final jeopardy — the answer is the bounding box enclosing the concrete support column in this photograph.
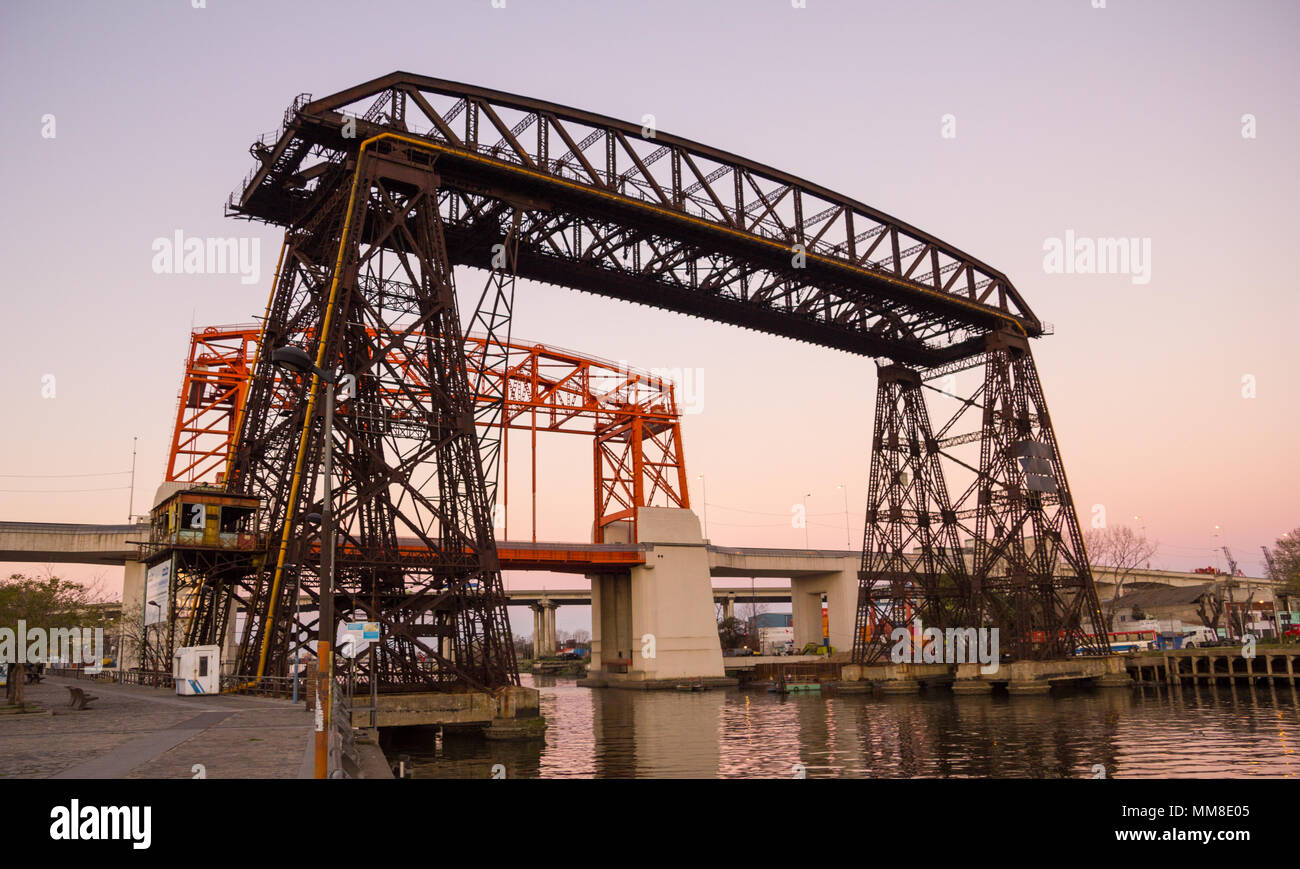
[223,598,240,675]
[789,556,859,654]
[531,605,543,658]
[120,560,146,671]
[951,662,993,694]
[723,594,734,621]
[543,603,558,657]
[439,614,454,664]
[587,508,724,682]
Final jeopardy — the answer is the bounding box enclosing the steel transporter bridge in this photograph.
[146,71,1108,697]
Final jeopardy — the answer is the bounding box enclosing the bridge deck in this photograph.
[0,521,649,573]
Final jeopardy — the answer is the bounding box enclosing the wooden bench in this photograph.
[66,686,98,710]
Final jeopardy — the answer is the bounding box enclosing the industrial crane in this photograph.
[1261,545,1278,579]
[1221,546,1244,639]
[1260,546,1288,638]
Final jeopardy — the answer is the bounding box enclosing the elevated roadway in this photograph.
[2,519,1274,668]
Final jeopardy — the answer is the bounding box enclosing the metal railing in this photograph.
[219,674,299,697]
[47,666,168,687]
[328,690,361,779]
[115,669,173,688]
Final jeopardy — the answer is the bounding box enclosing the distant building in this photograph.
[752,613,794,654]
[1104,581,1293,638]
[758,626,794,655]
[1104,582,1221,635]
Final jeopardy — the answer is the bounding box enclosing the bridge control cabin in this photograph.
[136,487,267,678]
[146,487,264,554]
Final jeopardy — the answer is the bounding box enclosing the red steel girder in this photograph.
[165,324,689,542]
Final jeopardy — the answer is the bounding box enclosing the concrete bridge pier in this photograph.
[222,597,241,676]
[842,656,1135,696]
[951,663,994,694]
[121,559,146,671]
[582,507,728,688]
[789,567,858,653]
[531,600,557,658]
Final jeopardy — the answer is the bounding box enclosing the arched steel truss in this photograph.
[231,72,1040,367]
[192,74,1107,691]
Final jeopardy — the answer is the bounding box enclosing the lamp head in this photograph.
[271,345,316,376]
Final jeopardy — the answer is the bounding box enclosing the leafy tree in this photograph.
[717,617,748,651]
[1265,528,1300,597]
[0,572,104,709]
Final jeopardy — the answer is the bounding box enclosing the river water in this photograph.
[394,674,1300,779]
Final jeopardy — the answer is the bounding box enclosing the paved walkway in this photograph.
[0,676,313,778]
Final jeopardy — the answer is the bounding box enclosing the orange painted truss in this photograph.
[166,327,259,485]
[165,325,690,543]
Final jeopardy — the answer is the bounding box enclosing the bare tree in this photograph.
[115,607,149,672]
[1196,591,1224,633]
[1084,525,1159,628]
[735,601,770,647]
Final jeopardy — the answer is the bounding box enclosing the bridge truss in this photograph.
[165,325,688,543]
[853,332,1109,663]
[208,72,1104,690]
[166,326,687,686]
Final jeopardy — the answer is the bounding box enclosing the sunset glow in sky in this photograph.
[1,1,1296,629]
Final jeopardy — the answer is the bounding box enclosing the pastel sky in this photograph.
[1,1,1296,634]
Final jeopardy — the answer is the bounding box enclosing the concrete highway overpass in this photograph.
[0,515,1277,682]
[0,520,1255,597]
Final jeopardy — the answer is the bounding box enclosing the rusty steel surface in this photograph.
[182,74,1107,693]
[852,329,1110,663]
[219,141,523,693]
[230,73,1041,368]
[164,324,688,541]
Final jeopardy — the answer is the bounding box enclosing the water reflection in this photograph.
[399,675,1300,779]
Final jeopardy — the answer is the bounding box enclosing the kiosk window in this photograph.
[220,505,254,533]
[181,503,206,530]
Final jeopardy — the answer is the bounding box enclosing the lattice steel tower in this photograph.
[216,138,521,691]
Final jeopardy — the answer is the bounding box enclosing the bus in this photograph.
[1075,629,1157,655]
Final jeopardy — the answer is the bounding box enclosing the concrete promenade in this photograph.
[0,676,313,779]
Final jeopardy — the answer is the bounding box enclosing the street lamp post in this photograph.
[838,483,850,547]
[697,473,708,540]
[147,601,160,685]
[272,345,344,781]
[1211,524,1236,640]
[802,492,811,549]
[128,436,138,523]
